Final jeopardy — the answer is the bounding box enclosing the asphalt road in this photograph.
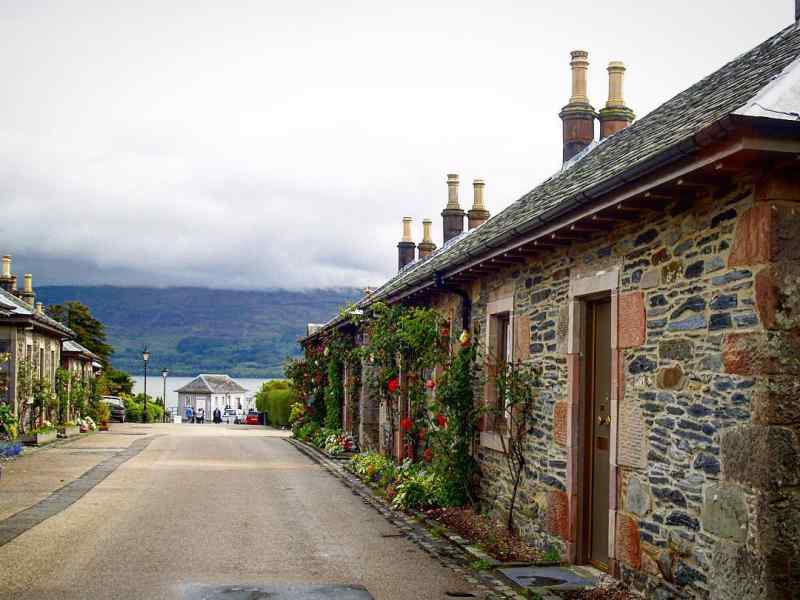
[0,424,472,600]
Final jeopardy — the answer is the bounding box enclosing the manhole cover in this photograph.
[182,584,374,599]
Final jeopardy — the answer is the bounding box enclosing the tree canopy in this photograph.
[47,301,114,366]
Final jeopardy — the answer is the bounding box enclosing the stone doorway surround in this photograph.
[565,265,629,574]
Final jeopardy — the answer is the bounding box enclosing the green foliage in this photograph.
[429,344,481,506]
[492,360,542,532]
[255,380,296,427]
[391,461,445,510]
[542,546,561,563]
[289,402,306,426]
[351,451,397,487]
[324,357,343,430]
[0,402,18,440]
[123,393,163,422]
[55,368,71,424]
[98,367,134,396]
[293,421,320,442]
[47,301,113,366]
[470,559,492,572]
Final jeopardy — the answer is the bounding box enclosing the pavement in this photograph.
[0,423,478,600]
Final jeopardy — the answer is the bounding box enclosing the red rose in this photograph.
[423,448,433,463]
[387,378,399,393]
[400,417,413,432]
[435,413,447,428]
[425,379,435,390]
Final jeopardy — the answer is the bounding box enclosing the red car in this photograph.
[243,411,260,425]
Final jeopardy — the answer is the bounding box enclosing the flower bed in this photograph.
[293,421,356,459]
[22,428,57,446]
[59,423,81,438]
[425,507,546,563]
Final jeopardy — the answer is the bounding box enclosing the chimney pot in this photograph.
[559,50,597,163]
[599,61,635,139]
[35,302,44,315]
[397,217,416,271]
[467,179,490,229]
[1,255,10,278]
[441,173,465,243]
[24,274,32,293]
[417,218,437,259]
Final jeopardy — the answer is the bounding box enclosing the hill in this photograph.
[36,286,363,378]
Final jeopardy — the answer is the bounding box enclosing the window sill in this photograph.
[480,431,507,453]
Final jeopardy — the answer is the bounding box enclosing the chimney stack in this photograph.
[418,219,436,259]
[0,255,13,292]
[398,217,416,270]
[598,61,634,139]
[441,174,465,244]
[467,179,490,229]
[559,50,597,163]
[19,273,35,306]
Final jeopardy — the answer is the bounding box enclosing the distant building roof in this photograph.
[0,287,74,338]
[175,374,248,394]
[62,339,101,361]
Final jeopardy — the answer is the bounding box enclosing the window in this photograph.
[482,296,514,448]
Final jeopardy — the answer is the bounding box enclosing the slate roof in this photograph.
[305,23,800,340]
[0,287,74,338]
[62,339,100,360]
[175,374,248,394]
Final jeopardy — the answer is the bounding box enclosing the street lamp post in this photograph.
[142,348,150,423]
[161,368,168,423]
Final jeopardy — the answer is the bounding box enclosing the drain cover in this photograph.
[499,566,597,590]
[183,584,374,599]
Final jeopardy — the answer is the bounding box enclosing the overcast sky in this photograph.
[0,0,793,290]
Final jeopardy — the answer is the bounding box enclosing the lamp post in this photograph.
[142,347,150,423]
[161,368,168,423]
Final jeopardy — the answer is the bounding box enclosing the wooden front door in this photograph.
[584,299,612,568]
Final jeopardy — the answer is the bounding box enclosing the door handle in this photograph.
[596,416,611,426]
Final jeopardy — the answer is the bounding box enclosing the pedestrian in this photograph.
[185,404,194,424]
[197,407,205,424]
[213,407,221,424]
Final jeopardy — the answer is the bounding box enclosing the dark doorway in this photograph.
[582,299,612,569]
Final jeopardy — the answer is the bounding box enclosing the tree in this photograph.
[47,301,113,366]
[492,360,541,533]
[98,367,134,396]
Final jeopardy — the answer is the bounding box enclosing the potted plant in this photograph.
[22,421,58,446]
[58,420,80,438]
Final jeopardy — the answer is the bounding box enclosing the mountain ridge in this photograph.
[36,285,363,378]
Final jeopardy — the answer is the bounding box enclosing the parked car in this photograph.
[243,411,260,425]
[222,407,243,424]
[103,396,126,423]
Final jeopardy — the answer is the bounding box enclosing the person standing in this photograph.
[185,404,194,424]
[197,406,205,424]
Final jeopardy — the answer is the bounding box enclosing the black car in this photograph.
[103,396,126,423]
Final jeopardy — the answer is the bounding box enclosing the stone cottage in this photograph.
[0,256,74,427]
[303,18,800,599]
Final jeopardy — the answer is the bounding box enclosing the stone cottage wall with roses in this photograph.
[469,174,800,599]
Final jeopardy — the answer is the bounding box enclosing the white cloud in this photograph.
[0,0,790,289]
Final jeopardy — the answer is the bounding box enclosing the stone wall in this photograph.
[468,177,799,598]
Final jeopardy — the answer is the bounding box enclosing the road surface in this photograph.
[0,424,472,600]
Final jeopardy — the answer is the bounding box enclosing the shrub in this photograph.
[351,451,396,487]
[266,388,296,427]
[294,421,320,442]
[323,431,355,456]
[391,462,444,510]
[0,402,18,440]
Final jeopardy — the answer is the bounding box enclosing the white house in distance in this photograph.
[175,374,249,417]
